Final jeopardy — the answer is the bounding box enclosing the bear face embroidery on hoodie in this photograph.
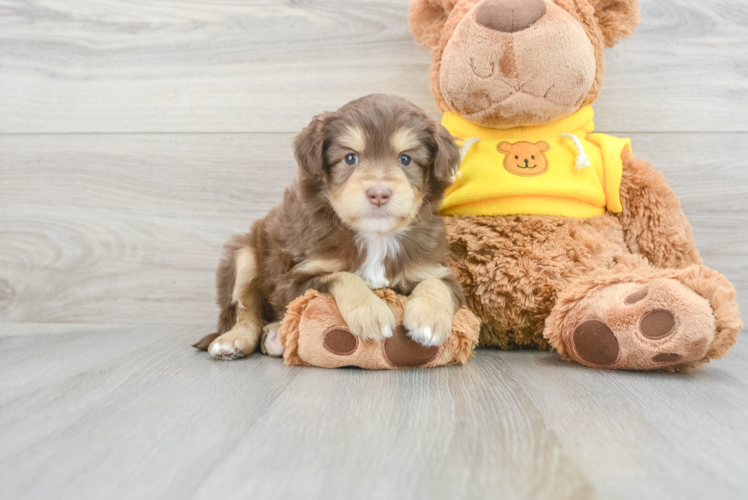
[498,141,551,177]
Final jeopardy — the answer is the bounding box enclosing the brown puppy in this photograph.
[203,94,465,360]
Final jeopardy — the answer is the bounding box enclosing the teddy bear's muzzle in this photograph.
[439,0,596,129]
[475,0,547,33]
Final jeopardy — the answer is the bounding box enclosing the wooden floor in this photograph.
[1,0,747,498]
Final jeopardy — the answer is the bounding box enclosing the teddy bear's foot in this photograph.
[278,289,481,369]
[567,279,715,370]
[546,266,741,371]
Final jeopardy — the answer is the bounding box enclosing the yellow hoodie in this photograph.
[440,106,631,219]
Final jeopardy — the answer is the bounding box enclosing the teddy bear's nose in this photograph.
[475,0,547,33]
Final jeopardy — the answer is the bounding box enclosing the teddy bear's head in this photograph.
[409,0,640,129]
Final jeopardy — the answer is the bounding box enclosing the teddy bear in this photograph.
[407,0,742,370]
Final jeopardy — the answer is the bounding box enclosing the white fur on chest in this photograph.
[355,233,400,289]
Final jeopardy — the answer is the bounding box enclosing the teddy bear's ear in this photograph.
[498,142,513,154]
[593,0,641,48]
[408,0,457,50]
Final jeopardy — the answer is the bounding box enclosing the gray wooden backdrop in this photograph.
[1,1,747,499]
[1,0,747,325]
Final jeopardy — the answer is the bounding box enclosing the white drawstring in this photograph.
[451,137,481,182]
[559,133,590,170]
[460,137,481,161]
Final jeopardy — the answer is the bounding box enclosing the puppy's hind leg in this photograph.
[260,321,285,358]
[209,245,264,360]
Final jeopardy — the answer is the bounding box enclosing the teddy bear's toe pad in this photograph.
[572,320,620,366]
[323,329,359,355]
[652,353,681,363]
[565,279,716,370]
[639,310,676,339]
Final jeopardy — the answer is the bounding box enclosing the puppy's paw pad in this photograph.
[209,339,246,361]
[341,298,397,341]
[262,323,285,358]
[407,327,437,347]
[262,325,286,358]
[382,325,394,338]
[403,299,452,347]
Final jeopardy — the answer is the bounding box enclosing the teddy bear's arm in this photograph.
[615,150,702,269]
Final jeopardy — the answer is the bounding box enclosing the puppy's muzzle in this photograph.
[366,186,392,207]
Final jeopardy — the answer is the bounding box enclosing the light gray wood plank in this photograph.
[497,340,748,500]
[596,0,748,132]
[0,324,300,500]
[1,0,746,134]
[0,324,745,500]
[192,356,591,500]
[0,323,184,405]
[0,0,438,134]
[0,133,295,325]
[1,132,746,325]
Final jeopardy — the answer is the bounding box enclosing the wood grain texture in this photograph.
[0,323,745,500]
[1,0,747,133]
[1,132,746,325]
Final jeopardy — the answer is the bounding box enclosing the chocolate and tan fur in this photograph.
[197,94,464,360]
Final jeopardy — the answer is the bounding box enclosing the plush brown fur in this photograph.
[409,0,740,370]
[196,94,466,360]
[615,149,701,269]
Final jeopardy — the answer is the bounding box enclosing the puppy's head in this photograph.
[294,94,460,234]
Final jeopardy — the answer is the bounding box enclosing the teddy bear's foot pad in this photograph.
[319,326,440,367]
[565,279,716,370]
[384,326,439,367]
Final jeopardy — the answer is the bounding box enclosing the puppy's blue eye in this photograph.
[399,153,412,166]
[344,152,358,166]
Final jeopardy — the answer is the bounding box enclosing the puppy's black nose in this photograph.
[475,0,547,33]
[366,186,392,207]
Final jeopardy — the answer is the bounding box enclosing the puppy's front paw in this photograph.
[261,322,285,358]
[339,294,397,341]
[208,328,259,360]
[404,297,453,347]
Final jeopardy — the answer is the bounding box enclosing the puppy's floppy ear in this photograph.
[592,0,640,48]
[431,123,461,182]
[408,0,456,50]
[293,113,330,178]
